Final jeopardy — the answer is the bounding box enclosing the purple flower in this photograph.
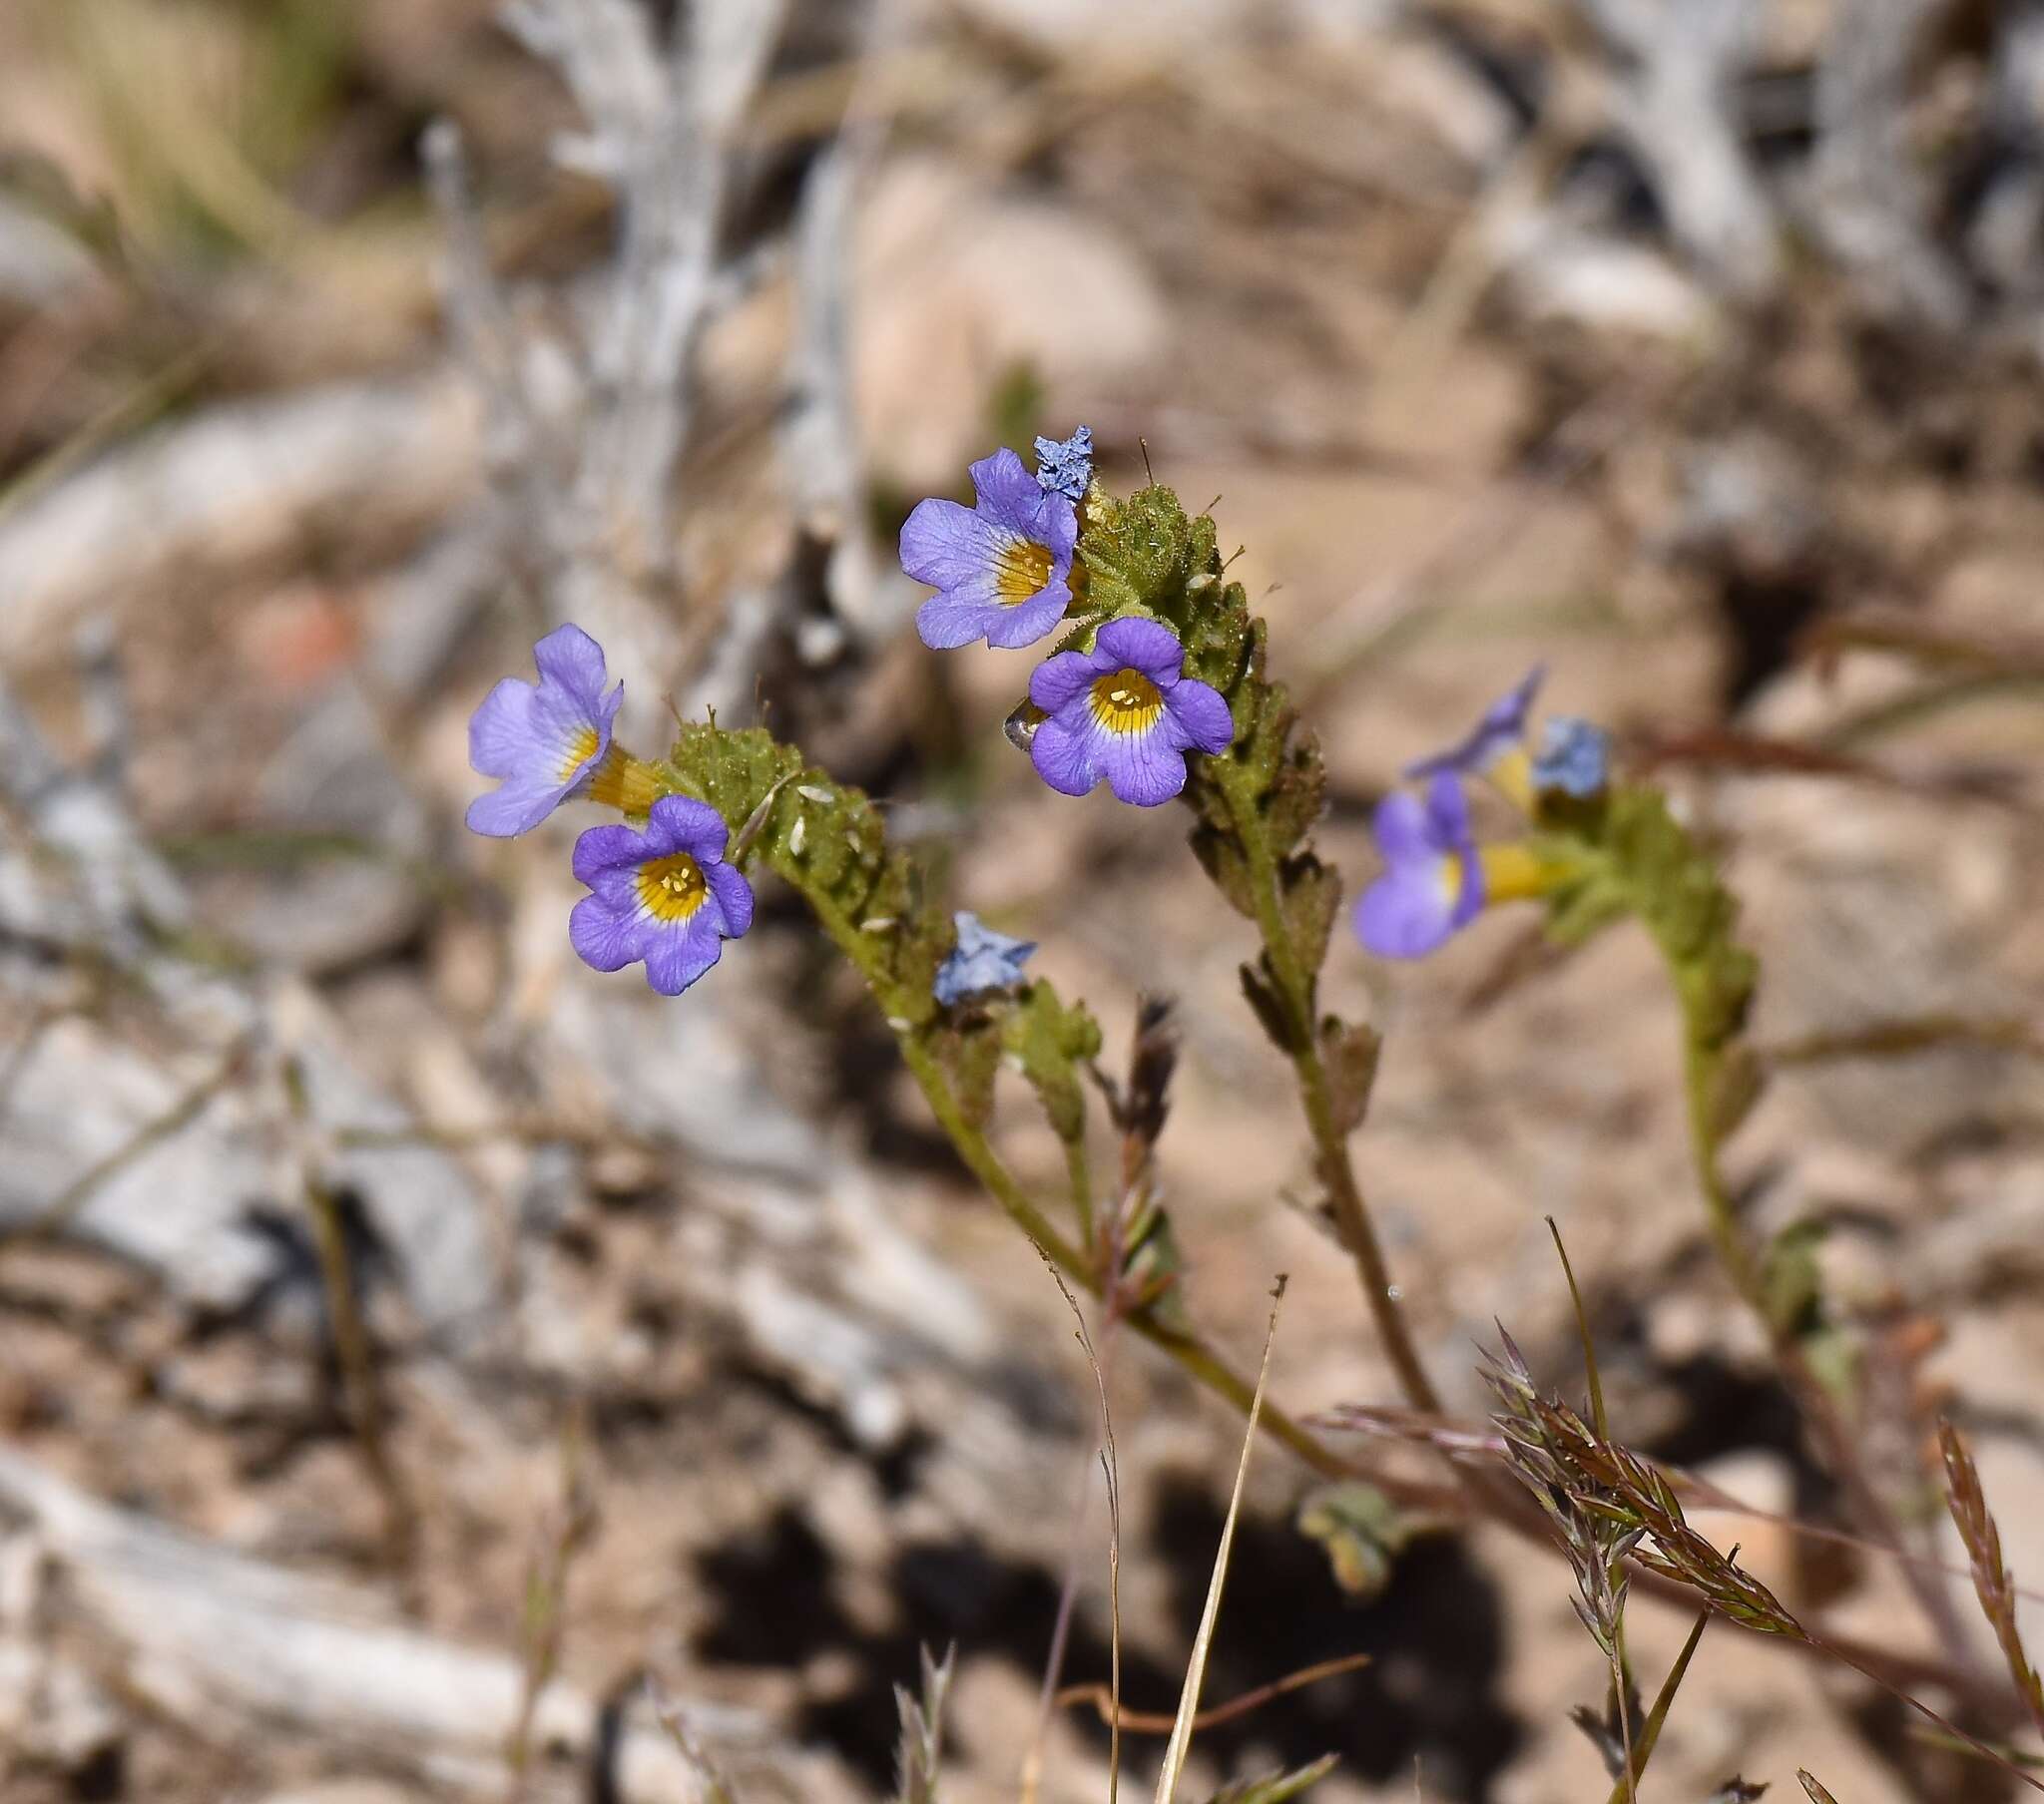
[467,625,623,836]
[1532,715,1610,797]
[1028,617,1234,807]
[1353,773,1484,959]
[934,912,1035,1006]
[901,449,1077,651]
[1403,666,1544,782]
[1033,426,1094,501]
[568,795,755,996]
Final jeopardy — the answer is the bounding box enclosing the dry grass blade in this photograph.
[1545,1220,1629,1797]
[650,1683,740,1804]
[1798,1774,1841,1804]
[1154,1277,1289,1804]
[893,1643,955,1804]
[1938,1421,2044,1739]
[1029,1260,1126,1804]
[1547,1218,1608,1439]
[1486,1333,2044,1791]
[507,1409,597,1803]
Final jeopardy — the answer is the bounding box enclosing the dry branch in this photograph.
[0,1447,782,1804]
[0,375,480,660]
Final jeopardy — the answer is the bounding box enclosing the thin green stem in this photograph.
[1672,976,1978,1679]
[897,1033,1347,1478]
[1064,1133,1095,1247]
[1602,1612,1708,1804]
[1213,762,1442,1415]
[770,840,1352,1479]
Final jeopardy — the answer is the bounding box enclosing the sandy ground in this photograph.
[1,3,2042,1802]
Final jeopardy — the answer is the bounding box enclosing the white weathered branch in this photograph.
[0,1448,782,1803]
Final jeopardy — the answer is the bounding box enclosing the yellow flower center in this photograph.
[994,536,1055,604]
[1088,669,1165,736]
[558,724,601,783]
[635,851,710,923]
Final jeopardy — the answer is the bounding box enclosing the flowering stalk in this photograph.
[1060,483,1439,1412]
[652,719,1353,1478]
[1532,781,1980,1669]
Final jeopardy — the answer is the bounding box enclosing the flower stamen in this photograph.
[636,851,710,923]
[1088,668,1165,736]
[993,537,1056,604]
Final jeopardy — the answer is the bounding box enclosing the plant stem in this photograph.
[897,1034,1347,1478]
[1065,1133,1095,1246]
[1213,762,1442,1415]
[1674,986,1979,1679]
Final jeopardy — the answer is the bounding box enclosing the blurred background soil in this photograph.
[1,2,2042,1801]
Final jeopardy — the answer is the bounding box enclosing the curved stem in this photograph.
[897,1035,1347,1478]
[1675,983,1980,1681]
[1213,762,1442,1415]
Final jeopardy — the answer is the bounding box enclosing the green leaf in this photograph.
[663,723,950,1028]
[1190,823,1259,920]
[1206,1754,1339,1804]
[1123,1198,1193,1331]
[1078,484,1215,621]
[1000,979,1103,1145]
[1538,786,1759,1056]
[936,1020,1003,1128]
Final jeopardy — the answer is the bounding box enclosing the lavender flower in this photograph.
[1033,426,1094,502]
[1028,617,1233,807]
[1353,773,1484,959]
[467,625,623,836]
[1532,716,1610,797]
[1404,666,1544,782]
[901,449,1078,651]
[569,796,754,996]
[934,912,1036,1006]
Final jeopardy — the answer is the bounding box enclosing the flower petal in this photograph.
[934,911,1036,1005]
[1029,649,1098,714]
[642,912,726,995]
[1092,616,1185,684]
[1032,426,1094,501]
[1097,718,1190,806]
[531,621,609,706]
[1403,665,1544,779]
[466,778,563,838]
[915,589,1009,650]
[572,820,649,887]
[900,497,1004,590]
[1354,866,1460,959]
[1421,770,1474,854]
[982,582,1071,649]
[469,676,547,779]
[1368,789,1435,866]
[1164,676,1233,755]
[1029,713,1100,797]
[705,861,756,939]
[645,794,729,864]
[570,894,648,972]
[972,449,1075,553]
